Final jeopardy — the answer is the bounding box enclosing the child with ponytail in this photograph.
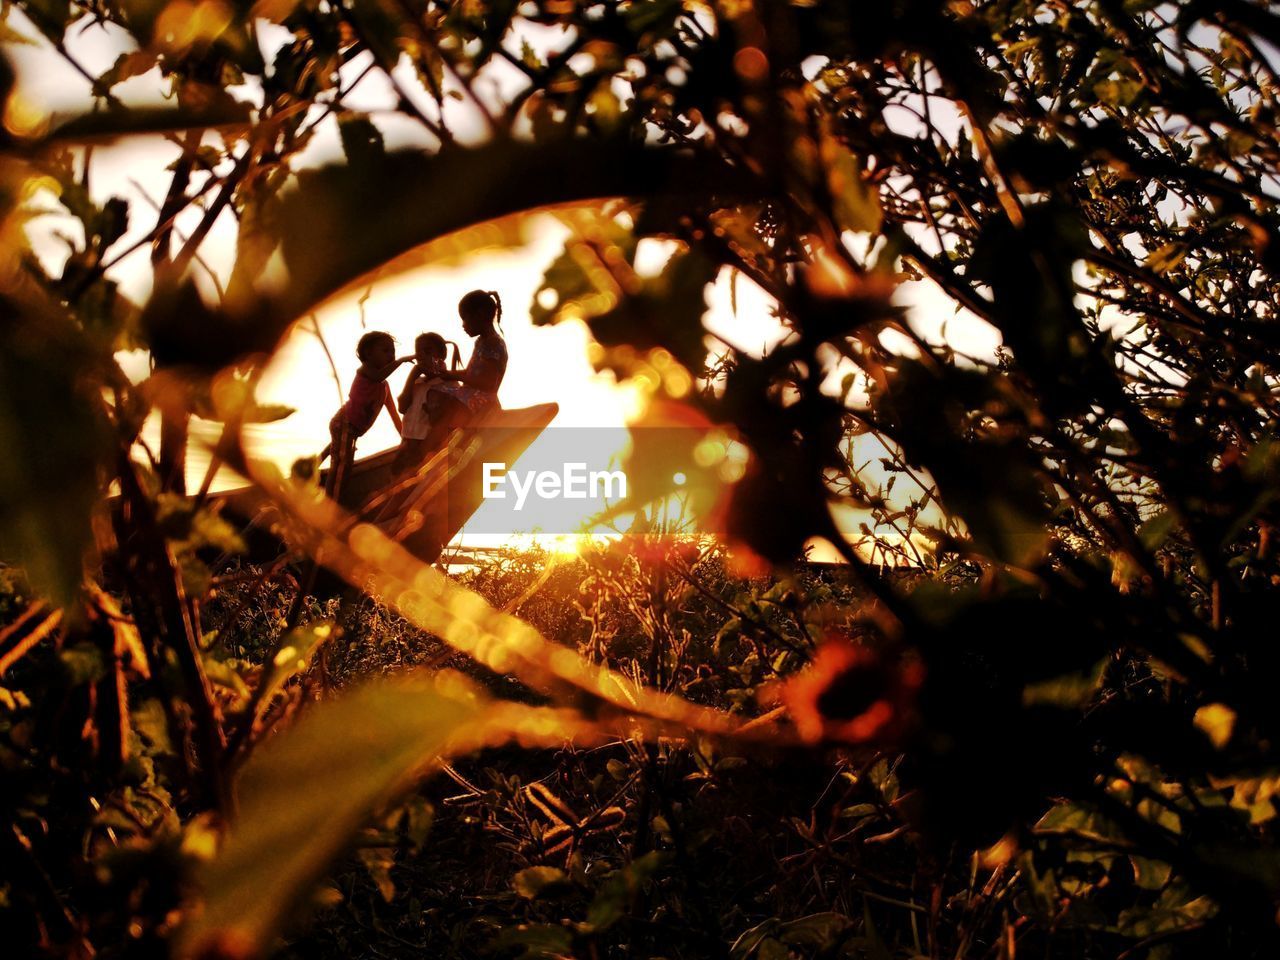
[426,290,508,443]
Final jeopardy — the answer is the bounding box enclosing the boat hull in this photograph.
[212,403,559,566]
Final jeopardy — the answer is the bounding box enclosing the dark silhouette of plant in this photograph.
[3,0,1280,956]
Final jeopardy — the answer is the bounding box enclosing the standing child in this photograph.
[391,332,454,476]
[320,330,413,497]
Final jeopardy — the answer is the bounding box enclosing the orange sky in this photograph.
[10,14,1004,558]
[94,193,997,558]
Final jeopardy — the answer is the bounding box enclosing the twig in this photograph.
[0,608,64,677]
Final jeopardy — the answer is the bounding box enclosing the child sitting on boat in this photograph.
[391,332,454,476]
[424,290,508,446]
[320,330,413,494]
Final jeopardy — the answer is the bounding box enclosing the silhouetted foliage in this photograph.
[3,0,1280,957]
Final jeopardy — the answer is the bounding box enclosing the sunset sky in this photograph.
[9,9,1003,555]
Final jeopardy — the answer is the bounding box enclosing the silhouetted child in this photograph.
[320,330,412,496]
[391,332,455,476]
[426,290,508,448]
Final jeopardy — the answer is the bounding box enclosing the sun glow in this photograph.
[101,199,988,561]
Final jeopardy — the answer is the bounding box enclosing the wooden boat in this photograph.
[213,402,559,566]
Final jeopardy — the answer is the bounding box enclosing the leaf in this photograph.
[190,371,295,424]
[96,51,158,94]
[202,656,251,709]
[1145,242,1187,274]
[530,214,636,328]
[606,758,629,780]
[226,167,287,311]
[1116,883,1217,937]
[20,0,72,41]
[777,912,855,949]
[131,698,176,756]
[244,403,296,423]
[624,0,683,38]
[524,92,563,143]
[1022,657,1107,708]
[399,795,434,850]
[1035,802,1124,844]
[40,101,253,146]
[177,672,578,958]
[967,203,1096,411]
[97,196,130,252]
[585,248,719,375]
[520,38,543,70]
[861,897,892,960]
[337,114,386,171]
[589,85,622,133]
[489,922,573,959]
[348,0,410,70]
[141,274,292,372]
[583,851,665,931]
[59,642,105,685]
[1193,702,1235,749]
[824,140,882,234]
[1138,510,1177,550]
[252,621,335,722]
[357,846,397,902]
[730,917,782,959]
[1094,76,1144,108]
[155,494,246,555]
[513,865,570,900]
[1130,855,1172,891]
[838,803,878,820]
[0,296,113,606]
[1221,774,1280,825]
[877,360,1050,567]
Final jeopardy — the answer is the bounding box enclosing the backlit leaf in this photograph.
[513,865,570,900]
[1193,702,1236,750]
[178,672,584,957]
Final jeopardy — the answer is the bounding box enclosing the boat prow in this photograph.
[357,402,560,562]
[210,402,559,566]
